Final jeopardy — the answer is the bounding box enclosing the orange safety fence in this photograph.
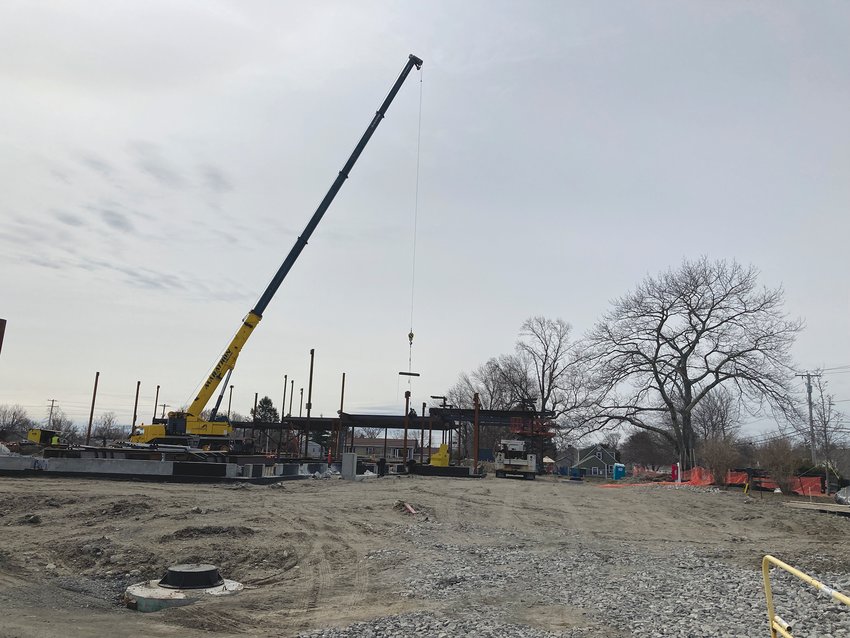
[599,466,823,495]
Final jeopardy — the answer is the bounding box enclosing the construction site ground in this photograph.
[1,474,849,637]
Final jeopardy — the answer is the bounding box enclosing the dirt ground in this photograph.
[1,474,849,637]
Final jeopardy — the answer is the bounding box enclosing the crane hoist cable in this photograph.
[406,66,424,385]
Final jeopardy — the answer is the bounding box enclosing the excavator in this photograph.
[130,54,423,449]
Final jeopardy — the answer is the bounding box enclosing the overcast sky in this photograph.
[1,1,848,435]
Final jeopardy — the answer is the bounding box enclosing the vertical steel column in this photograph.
[473,393,480,475]
[85,371,100,445]
[131,381,141,429]
[337,372,346,457]
[304,348,315,458]
[289,380,294,416]
[152,385,160,422]
[252,392,260,451]
[383,427,388,459]
[402,390,411,469]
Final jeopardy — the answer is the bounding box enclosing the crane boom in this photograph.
[131,54,423,446]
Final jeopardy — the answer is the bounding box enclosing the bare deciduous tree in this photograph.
[586,257,802,468]
[698,436,740,488]
[601,431,622,451]
[0,404,33,440]
[620,429,674,470]
[47,408,81,445]
[515,316,576,417]
[93,411,122,445]
[758,436,805,495]
[794,374,847,467]
[445,316,600,456]
[356,427,383,439]
[692,386,740,442]
[460,358,519,411]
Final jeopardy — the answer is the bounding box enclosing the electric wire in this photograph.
[821,364,850,372]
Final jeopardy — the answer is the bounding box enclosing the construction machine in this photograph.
[494,439,538,480]
[130,54,423,448]
[27,428,61,447]
[493,413,557,480]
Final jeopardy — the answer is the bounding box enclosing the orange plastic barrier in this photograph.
[602,466,823,495]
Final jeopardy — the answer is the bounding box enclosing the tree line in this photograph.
[0,404,123,446]
[444,257,846,472]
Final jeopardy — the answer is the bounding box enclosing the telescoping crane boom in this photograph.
[131,54,424,447]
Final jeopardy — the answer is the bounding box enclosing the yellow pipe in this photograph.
[763,554,850,637]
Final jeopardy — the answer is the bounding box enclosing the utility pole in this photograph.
[796,371,821,465]
[160,403,170,419]
[47,399,56,427]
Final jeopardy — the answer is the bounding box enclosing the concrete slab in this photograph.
[0,456,36,471]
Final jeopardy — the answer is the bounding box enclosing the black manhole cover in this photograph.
[158,563,224,589]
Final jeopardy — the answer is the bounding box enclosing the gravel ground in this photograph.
[1,476,849,637]
[298,484,850,638]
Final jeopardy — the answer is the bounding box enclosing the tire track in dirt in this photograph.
[346,554,369,608]
[306,543,332,612]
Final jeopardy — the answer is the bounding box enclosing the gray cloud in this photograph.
[130,142,185,188]
[53,210,86,227]
[25,255,67,270]
[0,216,42,246]
[99,208,134,233]
[21,247,252,303]
[79,153,115,179]
[200,164,232,194]
[77,256,184,291]
[50,167,72,184]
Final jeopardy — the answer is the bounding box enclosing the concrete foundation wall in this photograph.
[46,458,174,475]
[0,456,36,471]
[275,464,300,476]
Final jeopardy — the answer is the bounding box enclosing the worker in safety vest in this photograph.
[50,434,60,446]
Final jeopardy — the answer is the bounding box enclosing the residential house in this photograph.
[350,437,418,461]
[572,443,620,478]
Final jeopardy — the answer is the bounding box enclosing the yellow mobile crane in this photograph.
[130,54,423,448]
